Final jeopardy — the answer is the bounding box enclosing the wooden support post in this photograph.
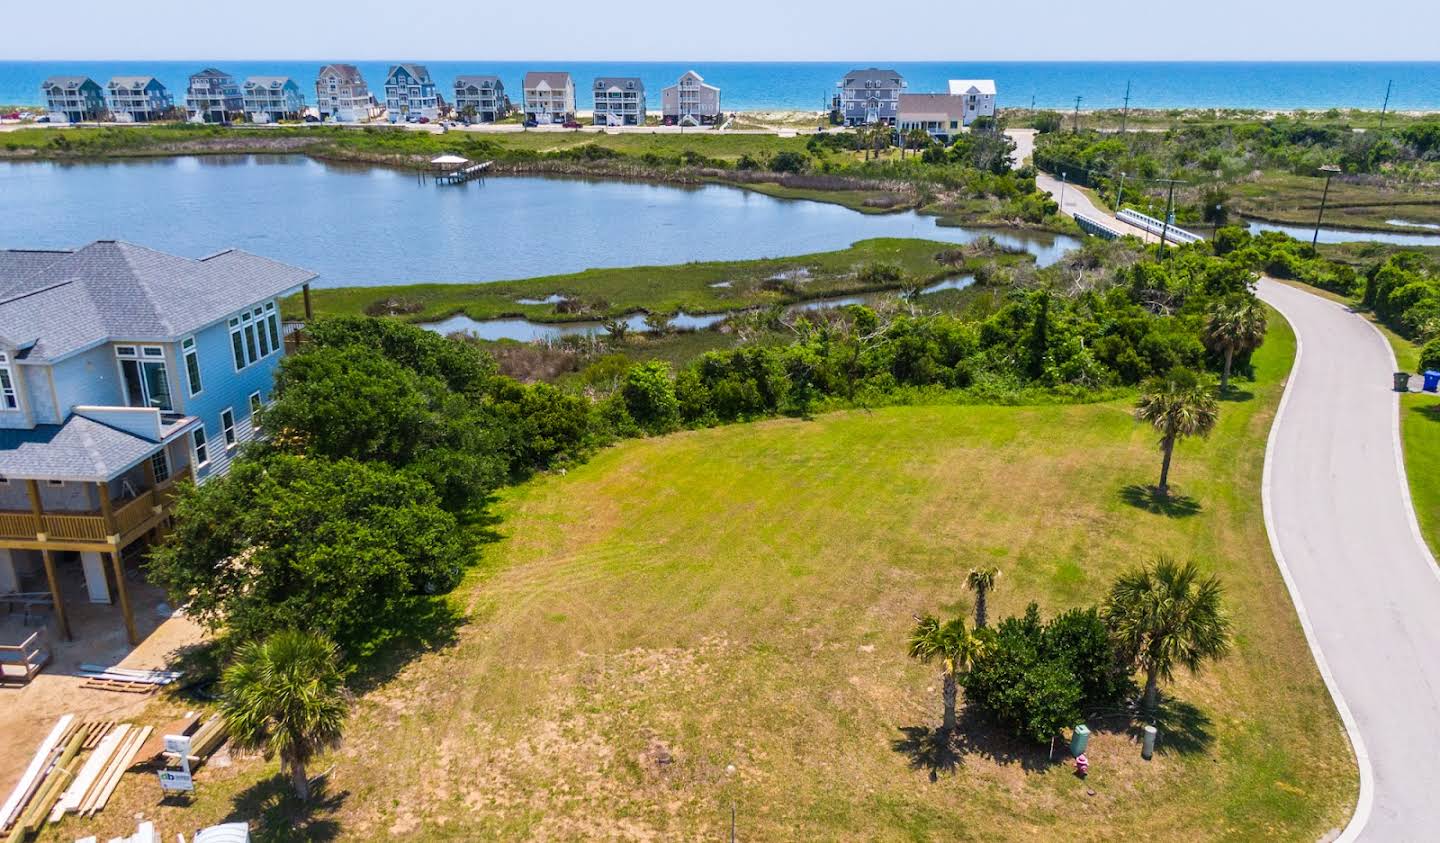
[41,550,70,641]
[302,282,313,321]
[98,482,137,645]
[110,550,137,645]
[25,478,44,537]
[141,456,157,507]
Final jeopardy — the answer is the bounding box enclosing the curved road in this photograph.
[1259,278,1440,841]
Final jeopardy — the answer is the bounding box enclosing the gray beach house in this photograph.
[105,76,173,123]
[185,68,244,123]
[661,70,721,126]
[835,68,906,127]
[592,77,646,126]
[41,77,105,123]
[523,72,576,124]
[315,64,376,123]
[453,75,508,123]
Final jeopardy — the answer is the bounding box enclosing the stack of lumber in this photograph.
[0,717,154,841]
[76,664,182,694]
[171,716,229,772]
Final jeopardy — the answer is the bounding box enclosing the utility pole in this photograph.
[1115,171,1127,212]
[1030,93,1036,111]
[1378,80,1393,133]
[1154,178,1184,258]
[1060,171,1068,212]
[1313,164,1341,249]
[1072,96,1082,133]
[1121,81,1132,134]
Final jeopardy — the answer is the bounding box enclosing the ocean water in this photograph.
[3,61,1439,112]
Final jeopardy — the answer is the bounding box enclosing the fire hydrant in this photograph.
[1074,753,1089,777]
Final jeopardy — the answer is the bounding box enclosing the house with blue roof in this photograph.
[0,241,316,644]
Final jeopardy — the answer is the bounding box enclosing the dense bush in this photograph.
[1364,252,1440,339]
[962,604,1127,743]
[150,454,466,657]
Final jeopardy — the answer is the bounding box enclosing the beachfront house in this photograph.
[384,64,440,122]
[242,76,305,123]
[835,68,906,127]
[453,75,508,123]
[105,77,173,123]
[897,93,967,142]
[592,77,646,126]
[660,70,721,126]
[185,68,244,124]
[523,72,576,124]
[947,80,997,125]
[40,77,105,123]
[315,64,377,122]
[0,241,316,646]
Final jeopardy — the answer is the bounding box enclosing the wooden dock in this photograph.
[436,160,493,185]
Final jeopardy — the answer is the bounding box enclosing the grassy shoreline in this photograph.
[284,237,1034,325]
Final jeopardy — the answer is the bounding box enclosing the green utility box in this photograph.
[1069,724,1090,757]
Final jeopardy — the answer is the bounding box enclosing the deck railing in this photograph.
[0,465,191,546]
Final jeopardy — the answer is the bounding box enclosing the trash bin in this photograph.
[1425,371,1440,393]
[1069,724,1090,757]
[1395,372,1412,392]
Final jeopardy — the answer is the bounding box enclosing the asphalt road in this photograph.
[1008,127,1161,243]
[1258,278,1440,841]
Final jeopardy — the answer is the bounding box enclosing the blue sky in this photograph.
[5,0,1438,61]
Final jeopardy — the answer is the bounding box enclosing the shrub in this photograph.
[621,361,681,434]
[1421,337,1440,372]
[1032,112,1064,134]
[770,151,809,173]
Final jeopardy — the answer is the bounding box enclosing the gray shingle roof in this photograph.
[43,76,97,91]
[455,75,502,88]
[841,68,905,87]
[0,241,317,362]
[593,77,644,93]
[898,93,967,121]
[108,76,162,89]
[318,64,365,84]
[0,415,163,482]
[524,72,572,90]
[244,76,295,89]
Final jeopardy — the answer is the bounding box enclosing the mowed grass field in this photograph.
[60,311,1355,841]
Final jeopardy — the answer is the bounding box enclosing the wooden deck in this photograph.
[435,160,492,185]
[0,468,190,554]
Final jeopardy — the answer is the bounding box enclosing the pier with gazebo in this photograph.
[432,154,493,185]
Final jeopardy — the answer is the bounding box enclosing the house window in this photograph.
[192,424,210,468]
[249,391,264,427]
[48,479,64,487]
[229,303,281,370]
[0,352,16,410]
[115,345,173,411]
[151,450,170,483]
[221,408,237,448]
[182,337,202,395]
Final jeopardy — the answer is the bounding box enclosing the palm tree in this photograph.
[907,614,984,734]
[1134,368,1219,496]
[1104,558,1232,711]
[965,567,1000,629]
[1202,295,1268,392]
[221,630,349,801]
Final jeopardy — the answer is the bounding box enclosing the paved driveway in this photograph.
[1258,278,1440,841]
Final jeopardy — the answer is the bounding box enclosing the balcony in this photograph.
[0,467,190,552]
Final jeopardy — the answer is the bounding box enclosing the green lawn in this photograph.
[1402,394,1440,560]
[65,307,1356,841]
[287,238,1013,324]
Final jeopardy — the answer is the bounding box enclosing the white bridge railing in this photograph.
[1116,208,1204,244]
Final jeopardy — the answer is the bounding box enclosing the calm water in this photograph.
[4,61,1440,111]
[0,156,1079,287]
[423,276,975,341]
[1246,219,1440,247]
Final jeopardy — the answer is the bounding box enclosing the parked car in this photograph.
[562,120,581,129]
[523,118,538,128]
[418,116,430,124]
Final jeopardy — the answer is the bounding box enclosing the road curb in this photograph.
[1257,281,1374,842]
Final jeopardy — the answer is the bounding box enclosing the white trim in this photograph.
[220,407,237,449]
[1259,288,1373,842]
[191,423,210,468]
